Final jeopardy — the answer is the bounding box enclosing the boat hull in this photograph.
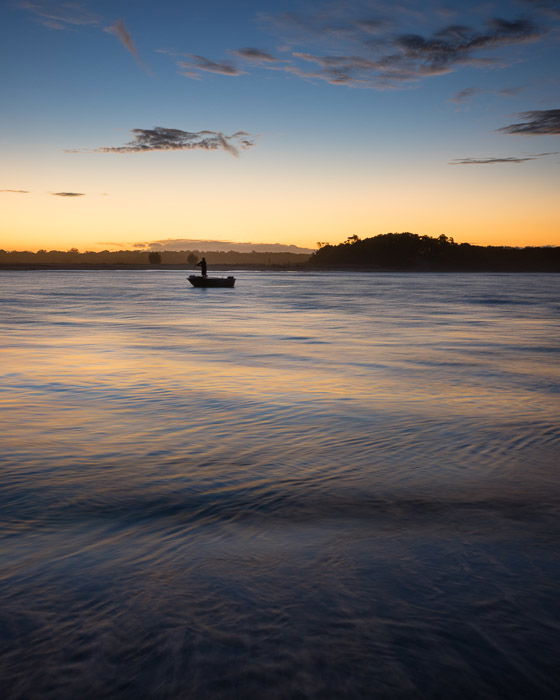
[188,275,235,288]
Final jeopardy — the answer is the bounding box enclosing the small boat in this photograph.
[188,275,235,288]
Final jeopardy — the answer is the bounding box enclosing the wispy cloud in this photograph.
[52,191,85,196]
[450,85,524,104]
[18,1,100,30]
[232,47,281,63]
[450,86,485,104]
[499,109,560,134]
[178,55,245,77]
[104,19,146,69]
[157,4,555,89]
[249,8,547,89]
[499,86,527,97]
[259,6,393,43]
[0,189,30,193]
[19,3,146,68]
[97,241,125,248]
[71,127,256,157]
[450,151,558,164]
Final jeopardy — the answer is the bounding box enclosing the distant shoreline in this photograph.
[3,234,558,272]
[1,264,559,273]
[0,264,306,272]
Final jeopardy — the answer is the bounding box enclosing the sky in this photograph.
[1,0,559,252]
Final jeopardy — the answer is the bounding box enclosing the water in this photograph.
[1,270,559,699]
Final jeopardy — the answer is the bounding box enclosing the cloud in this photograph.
[18,1,100,29]
[450,151,558,164]
[104,19,143,66]
[52,191,85,196]
[0,189,30,193]
[20,4,146,70]
[499,109,560,134]
[232,47,280,63]
[179,55,245,77]
[392,18,542,75]
[74,127,256,157]
[450,87,485,103]
[131,238,314,254]
[259,6,393,43]
[161,4,552,89]
[450,85,524,104]
[499,86,526,97]
[251,7,548,89]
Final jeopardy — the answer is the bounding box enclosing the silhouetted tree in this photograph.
[187,252,198,265]
[148,252,162,264]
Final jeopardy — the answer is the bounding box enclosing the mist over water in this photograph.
[1,271,559,699]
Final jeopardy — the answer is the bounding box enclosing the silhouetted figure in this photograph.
[196,257,207,277]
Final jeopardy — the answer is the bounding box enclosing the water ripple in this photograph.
[1,271,559,699]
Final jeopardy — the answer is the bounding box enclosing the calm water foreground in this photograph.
[1,270,559,699]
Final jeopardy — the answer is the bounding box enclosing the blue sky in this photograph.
[1,0,559,251]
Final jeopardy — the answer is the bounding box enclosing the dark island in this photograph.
[308,233,560,272]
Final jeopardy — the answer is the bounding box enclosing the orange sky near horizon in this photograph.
[2,155,559,251]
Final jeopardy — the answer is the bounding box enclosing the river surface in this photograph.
[1,271,559,699]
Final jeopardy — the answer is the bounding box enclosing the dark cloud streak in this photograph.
[499,109,560,134]
[392,18,541,76]
[451,156,539,164]
[74,127,256,157]
[450,151,558,164]
[52,192,85,196]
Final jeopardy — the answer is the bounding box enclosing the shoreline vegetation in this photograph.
[2,233,559,272]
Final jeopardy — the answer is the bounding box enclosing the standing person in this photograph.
[196,257,207,277]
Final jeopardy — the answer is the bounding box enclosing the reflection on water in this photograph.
[1,271,559,698]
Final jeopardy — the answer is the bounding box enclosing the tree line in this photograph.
[2,234,559,270]
[0,248,310,267]
[308,233,560,272]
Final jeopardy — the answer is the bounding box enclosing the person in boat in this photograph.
[196,257,207,277]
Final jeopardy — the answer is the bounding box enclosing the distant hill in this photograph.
[308,233,560,272]
[133,238,314,254]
